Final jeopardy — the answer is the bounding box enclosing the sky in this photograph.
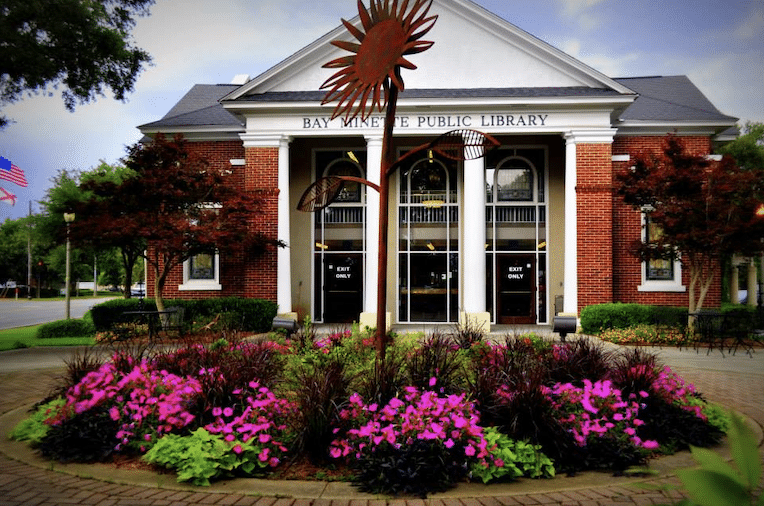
[1,0,763,221]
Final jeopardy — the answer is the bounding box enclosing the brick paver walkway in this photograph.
[1,346,761,506]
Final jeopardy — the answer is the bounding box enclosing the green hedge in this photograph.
[90,297,277,333]
[579,303,688,334]
[36,318,96,339]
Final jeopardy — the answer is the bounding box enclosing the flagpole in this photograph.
[27,201,32,299]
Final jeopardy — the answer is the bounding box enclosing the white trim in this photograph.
[611,154,630,162]
[230,158,246,166]
[179,252,222,291]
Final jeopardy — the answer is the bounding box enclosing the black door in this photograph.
[323,254,363,323]
[497,254,536,324]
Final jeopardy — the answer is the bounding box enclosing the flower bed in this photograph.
[10,329,728,497]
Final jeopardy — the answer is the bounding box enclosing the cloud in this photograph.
[555,0,609,30]
[560,39,641,77]
[733,5,764,40]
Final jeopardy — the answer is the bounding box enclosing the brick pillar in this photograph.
[576,143,614,312]
[243,146,280,301]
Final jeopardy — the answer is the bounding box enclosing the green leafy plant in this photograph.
[9,398,65,446]
[673,411,762,506]
[143,428,272,486]
[470,427,555,483]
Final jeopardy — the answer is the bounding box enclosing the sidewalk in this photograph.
[0,343,762,506]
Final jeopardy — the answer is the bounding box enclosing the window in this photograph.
[638,212,684,292]
[179,252,221,291]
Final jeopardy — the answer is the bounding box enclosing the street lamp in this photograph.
[64,212,75,319]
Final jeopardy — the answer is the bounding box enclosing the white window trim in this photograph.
[179,252,222,291]
[637,212,685,293]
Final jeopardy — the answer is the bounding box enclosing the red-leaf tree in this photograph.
[73,134,281,311]
[616,134,764,314]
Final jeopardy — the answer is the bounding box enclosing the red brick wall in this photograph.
[242,147,279,301]
[576,143,614,313]
[610,135,721,308]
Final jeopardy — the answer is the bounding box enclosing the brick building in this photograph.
[138,0,737,329]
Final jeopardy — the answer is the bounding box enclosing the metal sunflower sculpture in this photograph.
[321,0,437,121]
[303,1,498,359]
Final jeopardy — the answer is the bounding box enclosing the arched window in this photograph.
[495,157,535,202]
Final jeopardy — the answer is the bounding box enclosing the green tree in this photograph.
[40,164,141,297]
[616,135,764,315]
[0,0,154,127]
[0,217,28,286]
[719,122,764,172]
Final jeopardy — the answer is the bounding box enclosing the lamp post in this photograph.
[64,212,75,319]
[757,204,764,330]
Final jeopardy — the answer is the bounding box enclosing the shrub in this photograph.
[46,359,202,456]
[184,297,277,332]
[39,406,120,463]
[152,340,287,425]
[90,297,278,333]
[144,381,295,486]
[90,298,152,331]
[330,388,492,497]
[541,379,659,472]
[286,353,352,464]
[404,331,466,394]
[36,318,95,339]
[580,303,687,334]
[607,353,724,453]
[545,338,613,386]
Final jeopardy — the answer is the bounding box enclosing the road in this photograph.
[0,297,114,330]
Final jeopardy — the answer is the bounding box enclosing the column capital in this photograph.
[564,129,618,144]
[240,134,292,148]
[364,134,384,146]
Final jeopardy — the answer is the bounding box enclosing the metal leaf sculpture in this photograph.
[297,175,381,212]
[430,129,502,160]
[387,129,502,175]
[296,176,345,213]
[320,0,437,121]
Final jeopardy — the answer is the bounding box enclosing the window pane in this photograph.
[496,163,533,201]
[189,253,214,280]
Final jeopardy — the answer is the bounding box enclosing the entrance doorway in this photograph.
[322,253,363,323]
[496,254,536,324]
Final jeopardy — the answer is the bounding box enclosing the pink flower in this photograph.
[233,444,243,454]
[642,439,659,450]
[464,444,476,457]
[429,377,437,387]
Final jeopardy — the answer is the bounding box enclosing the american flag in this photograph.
[0,156,28,187]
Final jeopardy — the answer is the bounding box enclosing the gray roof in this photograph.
[139,84,243,129]
[613,76,737,123]
[140,76,737,131]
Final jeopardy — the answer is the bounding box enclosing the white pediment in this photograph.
[227,0,633,101]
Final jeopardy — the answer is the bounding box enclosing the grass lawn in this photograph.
[0,325,95,352]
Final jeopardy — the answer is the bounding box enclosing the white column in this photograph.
[277,136,293,315]
[462,155,489,328]
[563,133,578,315]
[747,259,758,307]
[363,136,383,320]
